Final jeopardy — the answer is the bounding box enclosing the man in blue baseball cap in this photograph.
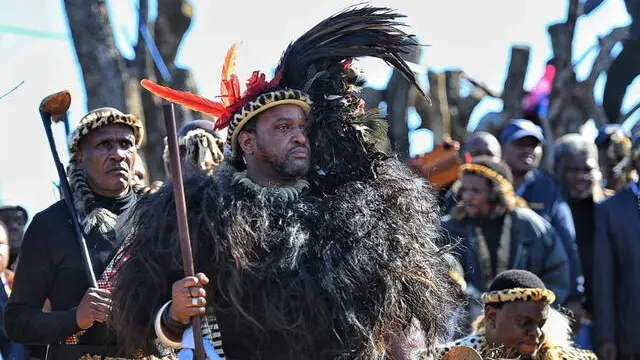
[500,119,585,323]
[500,120,550,195]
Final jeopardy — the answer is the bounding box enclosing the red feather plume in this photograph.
[140,42,286,132]
[140,79,228,118]
[220,44,240,107]
[213,70,283,131]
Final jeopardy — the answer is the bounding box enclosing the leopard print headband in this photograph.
[482,287,556,305]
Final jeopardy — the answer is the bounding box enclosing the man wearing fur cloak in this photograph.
[110,7,458,360]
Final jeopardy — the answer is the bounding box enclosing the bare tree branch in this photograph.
[0,81,24,100]
[461,74,501,98]
[64,0,128,110]
[501,45,530,122]
[64,0,199,181]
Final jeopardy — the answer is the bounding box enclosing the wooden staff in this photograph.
[162,103,206,360]
[39,90,98,288]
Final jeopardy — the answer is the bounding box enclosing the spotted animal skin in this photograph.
[482,287,556,305]
[226,89,312,155]
[436,334,488,359]
[436,334,597,360]
[70,108,144,159]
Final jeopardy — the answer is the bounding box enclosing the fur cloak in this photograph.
[111,157,457,359]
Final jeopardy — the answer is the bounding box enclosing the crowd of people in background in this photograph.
[439,119,640,360]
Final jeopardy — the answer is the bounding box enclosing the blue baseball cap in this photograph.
[499,119,545,144]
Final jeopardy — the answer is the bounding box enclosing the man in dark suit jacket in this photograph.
[593,134,640,360]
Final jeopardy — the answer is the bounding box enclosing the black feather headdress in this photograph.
[275,5,426,192]
[275,6,424,96]
[139,5,425,189]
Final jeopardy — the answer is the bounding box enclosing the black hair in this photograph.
[486,270,547,309]
[488,269,546,292]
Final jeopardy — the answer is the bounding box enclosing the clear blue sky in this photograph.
[0,0,637,219]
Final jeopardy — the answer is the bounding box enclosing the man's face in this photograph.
[485,301,548,358]
[0,208,26,251]
[77,123,137,197]
[133,156,147,185]
[249,104,310,180]
[502,137,542,175]
[561,153,596,200]
[459,174,493,218]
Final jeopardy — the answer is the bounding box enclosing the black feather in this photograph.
[270,6,427,193]
[275,5,425,97]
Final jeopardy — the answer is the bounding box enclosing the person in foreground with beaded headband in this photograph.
[441,156,571,304]
[5,108,167,360]
[110,6,458,360]
[433,269,597,360]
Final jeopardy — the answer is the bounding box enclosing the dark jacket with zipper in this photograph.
[4,192,138,359]
[441,206,571,303]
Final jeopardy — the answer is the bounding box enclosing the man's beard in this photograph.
[568,189,592,201]
[563,179,593,200]
[257,139,309,179]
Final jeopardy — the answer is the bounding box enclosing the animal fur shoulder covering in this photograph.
[111,160,457,359]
